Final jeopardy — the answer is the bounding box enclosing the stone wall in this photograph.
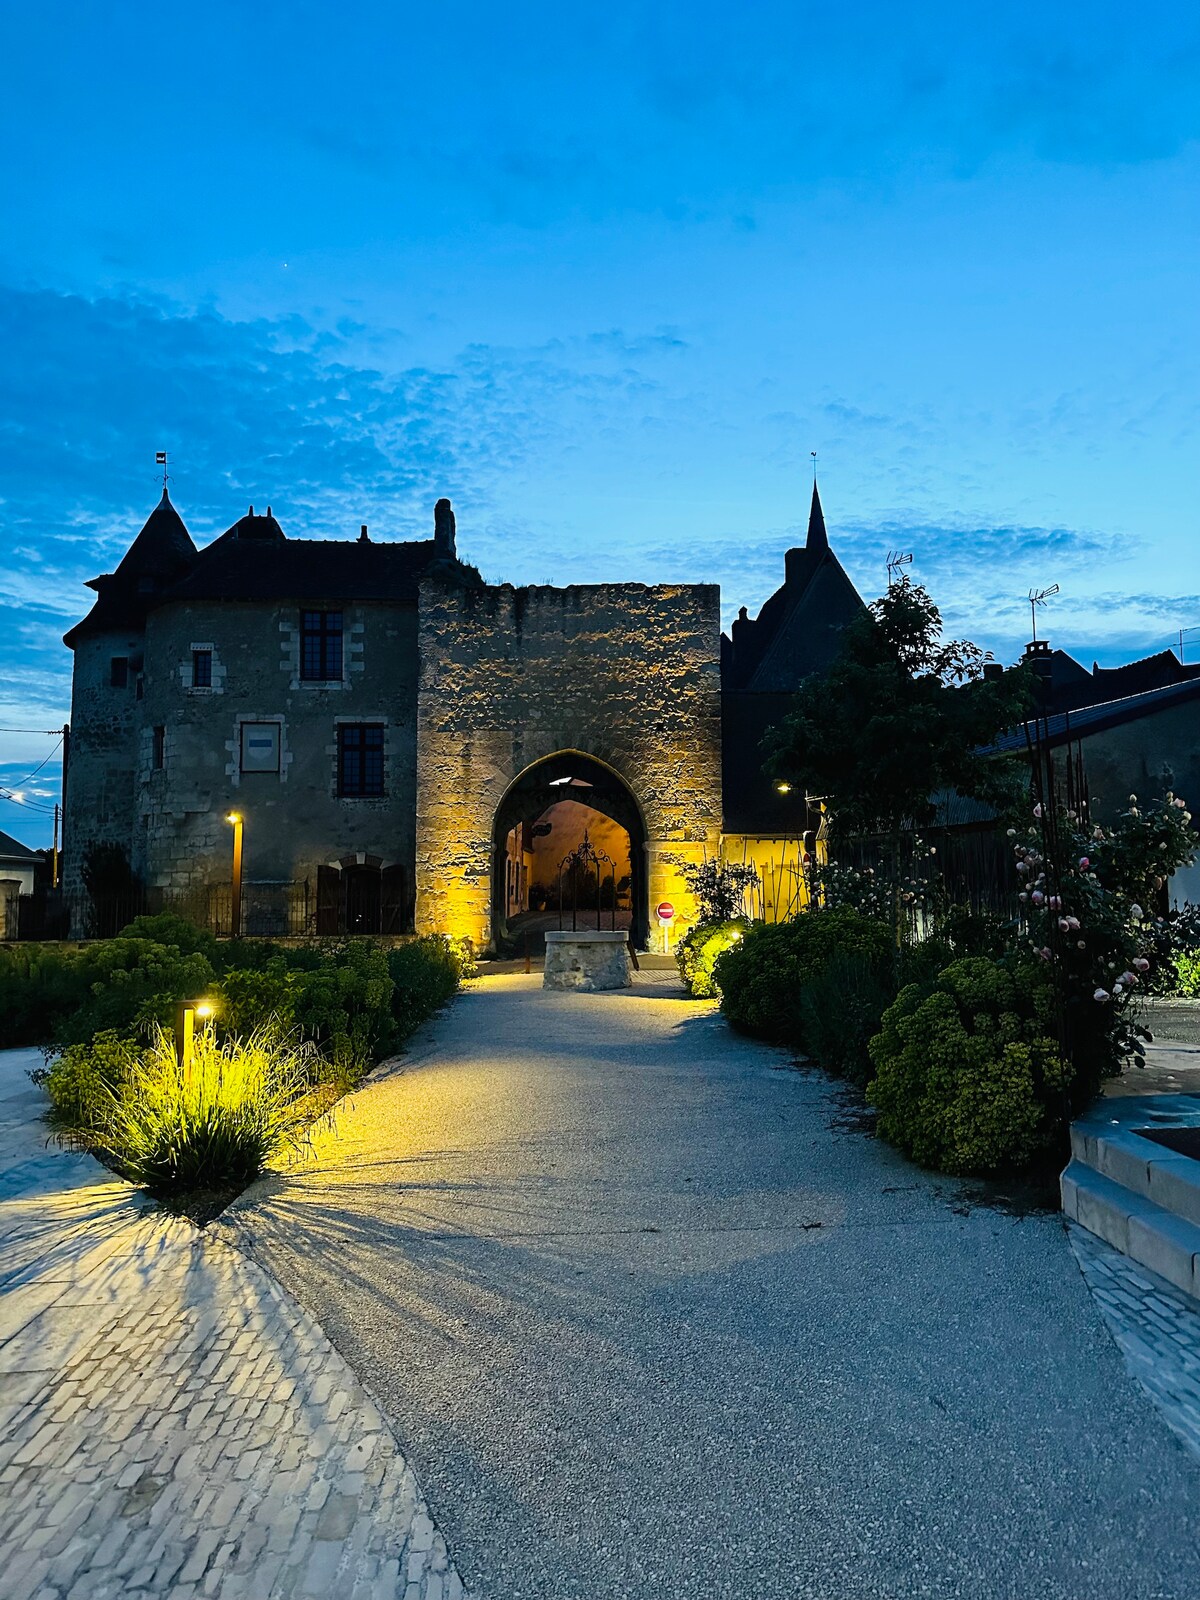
[132,599,421,893]
[62,630,146,895]
[414,578,723,947]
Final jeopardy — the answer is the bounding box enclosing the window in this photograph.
[152,726,165,769]
[338,724,385,797]
[110,656,128,687]
[192,649,213,688]
[300,610,343,682]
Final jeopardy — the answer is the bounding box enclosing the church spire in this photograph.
[805,480,828,554]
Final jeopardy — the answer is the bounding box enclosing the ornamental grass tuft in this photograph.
[95,1026,318,1193]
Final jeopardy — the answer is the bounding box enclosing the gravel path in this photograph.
[228,974,1200,1599]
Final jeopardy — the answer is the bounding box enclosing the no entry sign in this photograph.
[656,901,675,922]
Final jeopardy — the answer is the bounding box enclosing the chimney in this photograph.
[359,523,370,543]
[434,497,457,556]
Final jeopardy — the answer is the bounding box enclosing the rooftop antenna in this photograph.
[155,450,169,493]
[885,550,913,586]
[1176,623,1200,664]
[1028,583,1059,643]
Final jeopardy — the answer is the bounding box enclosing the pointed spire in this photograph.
[806,480,828,554]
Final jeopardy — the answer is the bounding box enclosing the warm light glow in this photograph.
[226,811,242,824]
[194,1002,215,1019]
[775,781,792,794]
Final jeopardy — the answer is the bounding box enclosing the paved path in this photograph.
[227,974,1200,1600]
[0,1048,464,1600]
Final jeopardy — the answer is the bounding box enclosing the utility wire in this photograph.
[0,727,63,734]
[7,737,63,790]
[0,788,57,815]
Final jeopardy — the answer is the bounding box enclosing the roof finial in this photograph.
[155,450,169,498]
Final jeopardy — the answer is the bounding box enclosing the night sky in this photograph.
[2,1,1199,843]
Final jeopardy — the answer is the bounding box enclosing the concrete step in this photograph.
[1070,1121,1200,1228]
[1062,1160,1200,1300]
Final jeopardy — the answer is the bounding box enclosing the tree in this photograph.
[765,577,1032,873]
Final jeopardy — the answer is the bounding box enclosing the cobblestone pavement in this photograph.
[0,1048,465,1600]
[1069,1221,1200,1461]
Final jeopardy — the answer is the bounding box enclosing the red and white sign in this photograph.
[656,901,676,923]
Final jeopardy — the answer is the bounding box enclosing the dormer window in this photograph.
[300,611,343,682]
[192,649,213,688]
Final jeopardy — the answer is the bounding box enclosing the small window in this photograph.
[300,610,343,682]
[110,656,128,688]
[192,649,213,688]
[338,724,385,797]
[152,726,165,769]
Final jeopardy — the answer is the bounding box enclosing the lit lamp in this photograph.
[175,998,216,1078]
[226,812,243,938]
[775,781,793,795]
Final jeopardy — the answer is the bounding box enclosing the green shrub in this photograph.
[387,936,471,1040]
[0,945,91,1048]
[34,1030,142,1130]
[118,913,220,961]
[55,940,217,1047]
[716,908,893,1047]
[676,919,747,998]
[867,956,1069,1174]
[95,1027,316,1192]
[214,960,301,1038]
[796,952,897,1087]
[1176,951,1200,998]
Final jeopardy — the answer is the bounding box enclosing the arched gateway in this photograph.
[492,752,648,953]
[413,576,724,951]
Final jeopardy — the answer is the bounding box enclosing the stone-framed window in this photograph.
[110,656,128,688]
[152,726,165,769]
[337,723,385,798]
[192,649,213,688]
[300,610,344,682]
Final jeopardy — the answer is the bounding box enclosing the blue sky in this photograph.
[2,1,1199,844]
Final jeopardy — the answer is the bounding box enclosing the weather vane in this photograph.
[886,550,913,586]
[155,450,169,492]
[810,449,817,482]
[1028,583,1059,642]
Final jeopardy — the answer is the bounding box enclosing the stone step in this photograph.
[1070,1121,1200,1228]
[1062,1160,1200,1300]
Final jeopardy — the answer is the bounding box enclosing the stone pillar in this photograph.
[0,879,21,942]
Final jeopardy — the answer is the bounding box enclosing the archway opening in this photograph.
[492,754,647,953]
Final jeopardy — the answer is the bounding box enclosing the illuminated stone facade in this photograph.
[414,577,723,947]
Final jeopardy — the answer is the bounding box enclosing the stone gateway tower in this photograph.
[61,486,862,946]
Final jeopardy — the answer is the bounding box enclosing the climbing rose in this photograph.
[1130,904,1144,921]
[1134,958,1151,972]
[1079,857,1090,870]
[1094,988,1110,1002]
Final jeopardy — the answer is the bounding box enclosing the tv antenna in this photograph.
[886,550,913,586]
[1176,623,1200,664]
[1028,583,1059,642]
[155,450,169,492]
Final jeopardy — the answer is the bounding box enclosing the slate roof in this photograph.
[64,490,199,647]
[65,497,471,646]
[989,676,1200,754]
[0,829,39,861]
[161,530,448,605]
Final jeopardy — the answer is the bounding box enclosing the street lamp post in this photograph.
[226,812,243,938]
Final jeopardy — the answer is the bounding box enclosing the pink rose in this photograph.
[1079,857,1089,870]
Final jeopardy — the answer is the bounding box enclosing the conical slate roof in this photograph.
[806,480,828,552]
[114,488,197,579]
[63,490,199,647]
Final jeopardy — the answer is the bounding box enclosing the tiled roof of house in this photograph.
[989,676,1200,753]
[0,829,39,861]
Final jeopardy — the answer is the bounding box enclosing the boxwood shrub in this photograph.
[676,919,747,998]
[866,955,1069,1174]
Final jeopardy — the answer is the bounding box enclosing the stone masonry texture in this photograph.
[414,578,723,946]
